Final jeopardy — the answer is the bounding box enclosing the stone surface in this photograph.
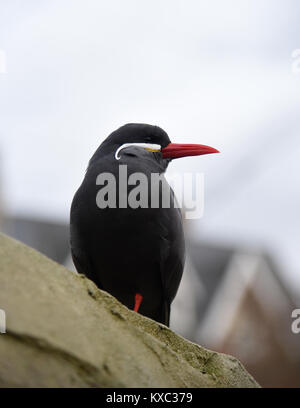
[0,233,259,388]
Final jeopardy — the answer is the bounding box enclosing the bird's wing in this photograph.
[157,205,186,304]
[70,187,104,289]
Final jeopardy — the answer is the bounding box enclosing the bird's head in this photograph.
[91,123,219,166]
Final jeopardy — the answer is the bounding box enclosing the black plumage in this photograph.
[70,123,218,326]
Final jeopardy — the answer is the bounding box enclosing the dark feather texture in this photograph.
[70,124,185,326]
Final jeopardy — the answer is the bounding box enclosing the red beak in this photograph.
[161,143,219,159]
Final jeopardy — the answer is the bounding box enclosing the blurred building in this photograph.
[172,242,300,388]
[0,216,69,265]
[1,215,299,387]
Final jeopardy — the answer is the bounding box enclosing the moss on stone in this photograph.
[0,233,259,388]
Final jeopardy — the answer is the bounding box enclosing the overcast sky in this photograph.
[0,0,300,290]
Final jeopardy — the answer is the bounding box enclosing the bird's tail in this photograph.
[161,300,170,327]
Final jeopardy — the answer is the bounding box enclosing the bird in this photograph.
[70,123,218,326]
